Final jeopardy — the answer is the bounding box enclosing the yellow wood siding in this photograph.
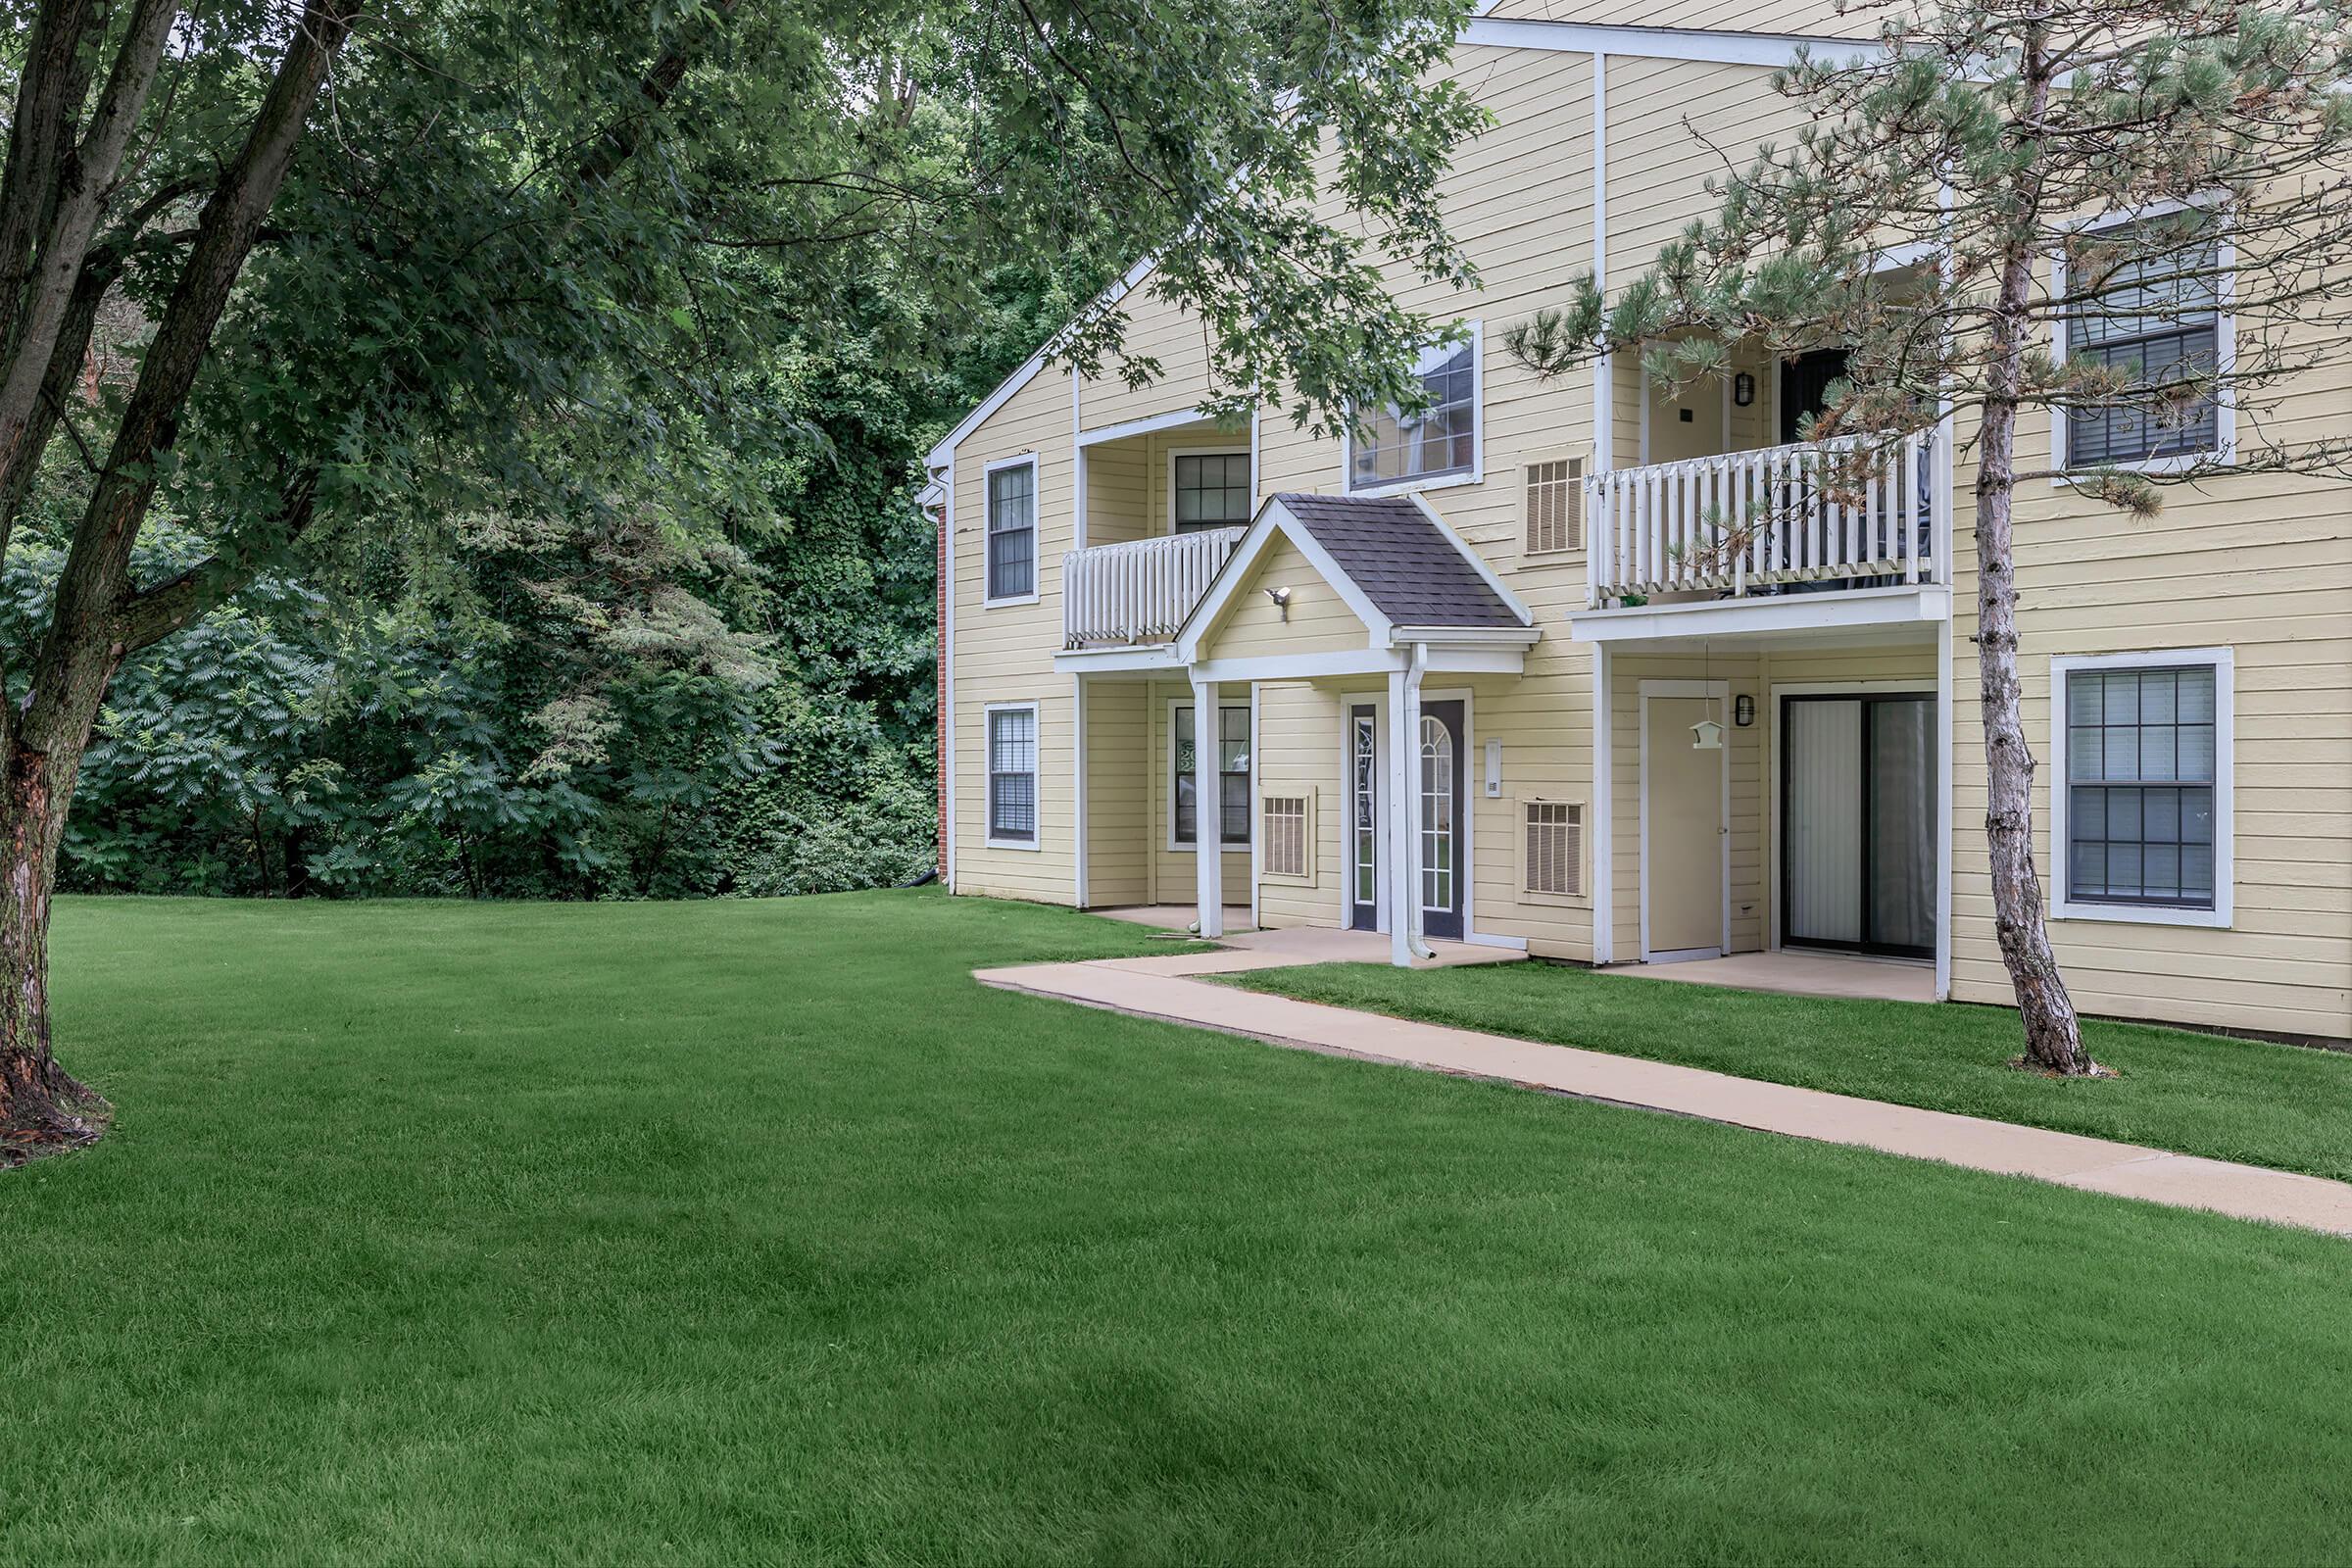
[939,28,2352,1037]
[951,365,1074,905]
[1200,537,1373,661]
[1253,682,1347,927]
[1082,679,1150,906]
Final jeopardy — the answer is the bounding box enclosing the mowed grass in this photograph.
[0,890,2341,1565]
[1231,958,2352,1182]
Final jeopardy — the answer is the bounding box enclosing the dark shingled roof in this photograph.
[1270,492,1526,628]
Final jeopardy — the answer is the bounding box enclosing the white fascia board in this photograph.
[926,254,1159,466]
[1078,406,1218,447]
[1404,493,1536,627]
[1418,645,1532,675]
[1569,584,1951,642]
[1389,624,1543,646]
[1462,17,1883,67]
[1054,645,1186,675]
[1192,649,1406,684]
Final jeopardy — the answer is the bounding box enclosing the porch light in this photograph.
[1691,716,1726,751]
[1265,585,1293,622]
[1736,694,1755,727]
[1734,371,1756,407]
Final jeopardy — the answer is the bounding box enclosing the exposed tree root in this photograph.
[2007,1054,2119,1081]
[0,1074,111,1167]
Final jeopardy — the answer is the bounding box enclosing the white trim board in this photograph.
[1464,17,1886,66]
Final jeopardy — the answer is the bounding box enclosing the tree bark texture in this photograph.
[1972,22,2097,1077]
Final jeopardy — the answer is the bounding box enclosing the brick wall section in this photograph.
[932,501,948,879]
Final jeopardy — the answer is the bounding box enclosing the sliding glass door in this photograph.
[1781,693,1936,957]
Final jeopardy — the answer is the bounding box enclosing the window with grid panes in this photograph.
[2064,664,2218,907]
[2065,222,2223,467]
[1174,704,1250,847]
[985,462,1036,600]
[987,707,1037,842]
[1173,453,1252,531]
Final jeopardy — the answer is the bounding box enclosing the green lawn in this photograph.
[2,890,2346,1564]
[1228,958,2352,1183]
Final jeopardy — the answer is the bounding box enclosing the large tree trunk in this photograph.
[0,695,111,1159]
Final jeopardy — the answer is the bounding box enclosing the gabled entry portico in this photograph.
[1170,492,1540,965]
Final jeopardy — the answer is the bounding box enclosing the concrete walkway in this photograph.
[976,945,2352,1240]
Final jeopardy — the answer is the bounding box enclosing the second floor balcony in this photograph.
[1584,428,1946,608]
[1063,524,1248,648]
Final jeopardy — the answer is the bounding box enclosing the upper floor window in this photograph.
[1172,452,1252,531]
[2051,650,2232,928]
[985,458,1037,602]
[2060,219,2227,469]
[1348,330,1481,492]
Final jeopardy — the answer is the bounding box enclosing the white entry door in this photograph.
[1642,694,1727,959]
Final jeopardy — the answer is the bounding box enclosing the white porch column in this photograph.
[1591,643,1614,965]
[1071,672,1089,908]
[1191,669,1224,938]
[1387,666,1413,966]
[1387,643,1429,966]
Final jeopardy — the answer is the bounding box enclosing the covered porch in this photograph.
[1584,618,1955,1002]
[1062,489,1541,968]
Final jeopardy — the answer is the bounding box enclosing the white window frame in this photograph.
[1341,320,1485,497]
[983,700,1043,851]
[981,453,1042,608]
[1165,445,1254,535]
[1166,697,1253,853]
[2048,647,2233,928]
[2048,200,2236,481]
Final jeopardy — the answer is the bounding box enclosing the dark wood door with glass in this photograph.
[1417,700,1467,941]
[1781,692,1936,958]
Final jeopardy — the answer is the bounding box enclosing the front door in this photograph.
[1642,695,1726,958]
[1781,693,1936,957]
[1348,702,1381,931]
[1417,700,1466,940]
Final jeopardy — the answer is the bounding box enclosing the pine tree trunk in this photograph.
[1976,168,2097,1075]
[0,724,107,1158]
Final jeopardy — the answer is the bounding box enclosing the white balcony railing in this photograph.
[1063,526,1247,647]
[1585,429,1944,606]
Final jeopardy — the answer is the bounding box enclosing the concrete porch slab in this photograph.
[1601,950,1936,1004]
[1090,904,1256,933]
